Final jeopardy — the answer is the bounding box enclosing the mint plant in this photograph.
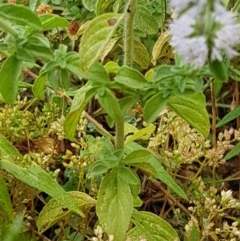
[0,0,240,240]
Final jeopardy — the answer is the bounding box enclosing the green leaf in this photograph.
[37,191,96,233]
[119,96,139,115]
[143,92,168,123]
[87,150,120,179]
[224,142,240,161]
[0,4,42,30]
[25,44,53,61]
[213,78,223,98]
[149,157,188,200]
[98,88,123,120]
[125,124,155,144]
[64,82,98,140]
[60,68,70,90]
[117,166,140,198]
[39,14,69,30]
[125,142,188,201]
[32,74,46,100]
[135,6,158,35]
[115,65,147,89]
[129,161,157,177]
[29,0,38,11]
[209,60,228,82]
[0,160,85,217]
[104,61,120,74]
[123,150,152,165]
[145,69,155,81]
[0,55,22,104]
[79,13,123,73]
[1,214,24,240]
[133,40,150,69]
[16,48,35,63]
[0,133,22,159]
[122,150,157,177]
[66,59,85,77]
[87,61,110,84]
[216,106,240,128]
[0,175,13,221]
[82,0,97,11]
[184,223,200,241]
[154,65,176,82]
[167,92,210,138]
[87,160,110,179]
[96,168,133,241]
[128,209,179,241]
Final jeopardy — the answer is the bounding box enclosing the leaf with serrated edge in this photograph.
[0,160,85,217]
[79,13,123,73]
[167,92,210,138]
[37,191,96,233]
[96,168,133,241]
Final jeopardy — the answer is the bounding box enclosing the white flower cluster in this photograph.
[169,0,240,68]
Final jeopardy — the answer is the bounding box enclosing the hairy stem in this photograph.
[115,0,137,150]
[160,0,166,34]
[123,0,137,67]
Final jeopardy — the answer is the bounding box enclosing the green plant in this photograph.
[1,0,240,241]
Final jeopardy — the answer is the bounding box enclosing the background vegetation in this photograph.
[0,0,240,240]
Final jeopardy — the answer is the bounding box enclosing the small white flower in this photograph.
[221,189,232,202]
[169,0,240,68]
[170,0,206,14]
[212,5,240,60]
[170,15,208,67]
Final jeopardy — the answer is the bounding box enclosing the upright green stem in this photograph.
[124,0,137,67]
[115,0,137,150]
[160,0,165,34]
